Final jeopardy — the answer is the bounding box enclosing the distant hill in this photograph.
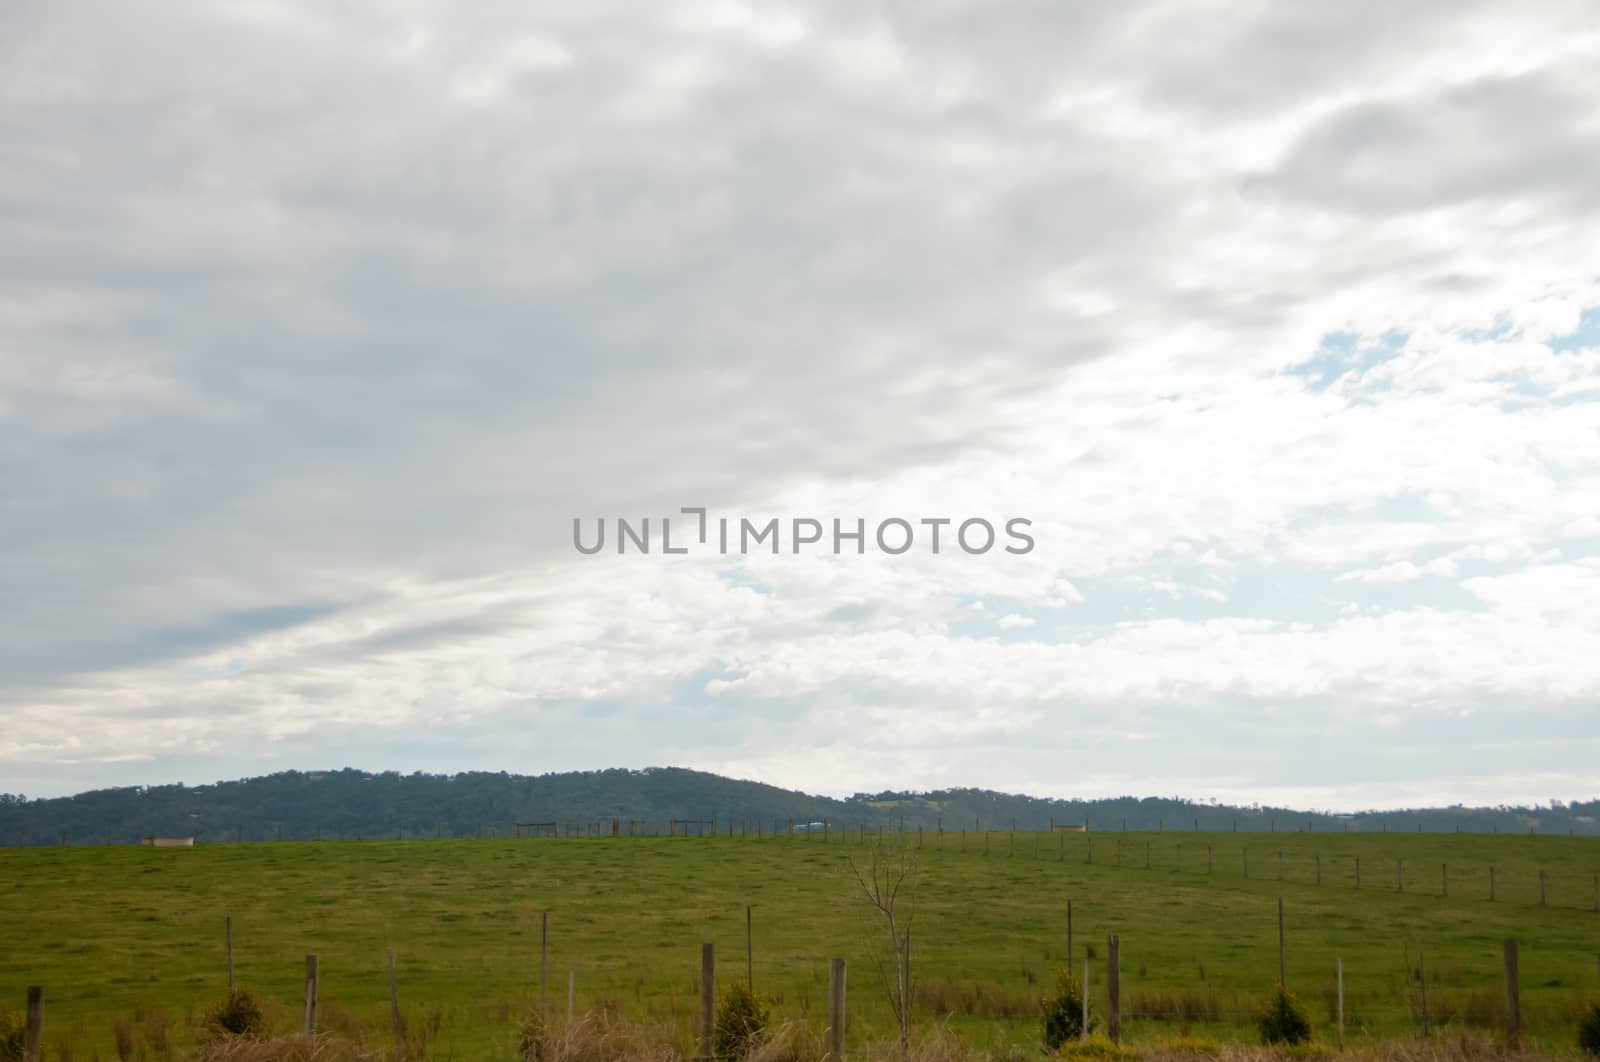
[0,767,1594,845]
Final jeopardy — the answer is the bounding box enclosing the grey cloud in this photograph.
[1,0,1597,801]
[1251,66,1600,215]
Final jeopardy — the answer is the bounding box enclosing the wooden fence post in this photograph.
[701,943,715,1061]
[388,948,405,1044]
[1107,935,1121,1044]
[1082,957,1090,1041]
[24,986,41,1062]
[1441,864,1447,897]
[303,955,319,1037]
[226,916,234,989]
[1336,958,1345,1050]
[1397,859,1403,892]
[1504,939,1520,1049]
[567,969,574,1025]
[1315,852,1321,885]
[1277,897,1286,986]
[747,904,754,990]
[538,910,551,1030]
[827,957,847,1061]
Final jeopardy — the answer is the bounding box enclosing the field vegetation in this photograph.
[1,829,1597,1059]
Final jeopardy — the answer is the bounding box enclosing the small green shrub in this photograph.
[1579,997,1600,1057]
[201,986,268,1040]
[713,982,770,1060]
[1257,981,1313,1045]
[1042,968,1096,1050]
[0,1011,24,1062]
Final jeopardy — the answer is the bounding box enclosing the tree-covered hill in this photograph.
[0,767,1593,845]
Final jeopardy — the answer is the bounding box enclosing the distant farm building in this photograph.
[141,836,195,847]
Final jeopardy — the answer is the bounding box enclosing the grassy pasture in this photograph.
[1,830,1597,1059]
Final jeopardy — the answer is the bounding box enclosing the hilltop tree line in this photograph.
[0,767,1594,845]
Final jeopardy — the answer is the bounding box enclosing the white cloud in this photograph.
[0,0,1597,809]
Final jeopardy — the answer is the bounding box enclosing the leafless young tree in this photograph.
[847,836,918,1060]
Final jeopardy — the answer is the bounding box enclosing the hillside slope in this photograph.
[2,767,1595,844]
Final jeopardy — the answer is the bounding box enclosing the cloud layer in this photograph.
[2,0,1598,807]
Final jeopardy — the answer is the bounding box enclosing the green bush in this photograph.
[1042,968,1095,1050]
[1257,982,1312,1045]
[713,982,770,1060]
[0,1010,23,1062]
[201,987,268,1040]
[1579,998,1600,1057]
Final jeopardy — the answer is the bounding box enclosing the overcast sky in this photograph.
[3,1,1598,808]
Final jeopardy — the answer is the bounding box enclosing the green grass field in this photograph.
[2,830,1597,1059]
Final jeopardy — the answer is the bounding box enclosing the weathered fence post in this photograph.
[1504,939,1520,1049]
[1277,897,1286,986]
[303,955,319,1037]
[747,904,754,990]
[1082,957,1090,1041]
[541,911,549,1028]
[1107,935,1121,1044]
[1336,958,1345,1050]
[24,986,41,1062]
[226,916,234,989]
[388,948,405,1044]
[827,957,847,1061]
[701,943,715,1061]
[1066,900,1073,965]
